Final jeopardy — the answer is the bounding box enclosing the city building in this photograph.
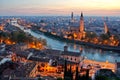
[61,51,83,63]
[79,12,86,39]
[79,12,84,33]
[0,24,4,31]
[61,46,84,63]
[104,21,109,34]
[73,12,86,40]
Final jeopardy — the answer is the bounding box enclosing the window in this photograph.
[75,58,76,61]
[67,57,69,59]
[41,63,45,67]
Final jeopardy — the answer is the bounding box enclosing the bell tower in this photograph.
[80,12,84,32]
[104,21,109,34]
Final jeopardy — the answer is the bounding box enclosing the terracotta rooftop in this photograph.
[12,62,36,77]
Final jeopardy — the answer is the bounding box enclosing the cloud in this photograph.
[0,0,120,16]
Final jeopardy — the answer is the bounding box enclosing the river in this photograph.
[13,23,120,63]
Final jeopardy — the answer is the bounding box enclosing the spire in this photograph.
[104,21,109,34]
[71,12,74,20]
[81,12,83,18]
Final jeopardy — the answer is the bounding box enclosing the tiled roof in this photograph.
[13,62,36,77]
[29,56,49,62]
[61,51,81,57]
[44,49,81,57]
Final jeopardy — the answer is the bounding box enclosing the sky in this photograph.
[0,0,120,16]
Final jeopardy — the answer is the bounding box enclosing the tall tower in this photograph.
[71,12,74,20]
[78,12,86,40]
[80,12,84,32]
[104,21,109,34]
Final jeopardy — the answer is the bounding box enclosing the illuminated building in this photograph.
[104,21,109,34]
[62,46,84,63]
[38,62,58,73]
[79,12,86,40]
[0,25,4,30]
[73,12,86,40]
[80,12,84,32]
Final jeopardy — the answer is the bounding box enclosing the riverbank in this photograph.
[32,29,120,53]
[12,23,120,63]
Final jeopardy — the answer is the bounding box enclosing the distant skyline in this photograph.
[0,0,120,16]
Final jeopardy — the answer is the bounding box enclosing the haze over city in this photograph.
[1,0,120,16]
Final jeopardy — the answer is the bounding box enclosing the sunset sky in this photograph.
[0,0,120,16]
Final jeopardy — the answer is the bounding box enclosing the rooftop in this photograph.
[12,62,36,77]
[61,51,81,57]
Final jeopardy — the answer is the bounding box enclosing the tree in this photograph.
[0,31,9,40]
[57,77,63,80]
[38,77,42,80]
[114,35,120,40]
[41,39,47,46]
[78,75,86,80]
[10,31,27,43]
[68,65,73,80]
[86,32,97,39]
[17,32,26,43]
[37,65,40,72]
[75,65,78,80]
[100,34,109,40]
[95,75,109,80]
[64,60,73,80]
[64,60,67,80]
[86,69,90,80]
[64,77,72,80]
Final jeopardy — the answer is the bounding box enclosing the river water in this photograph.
[13,23,120,63]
